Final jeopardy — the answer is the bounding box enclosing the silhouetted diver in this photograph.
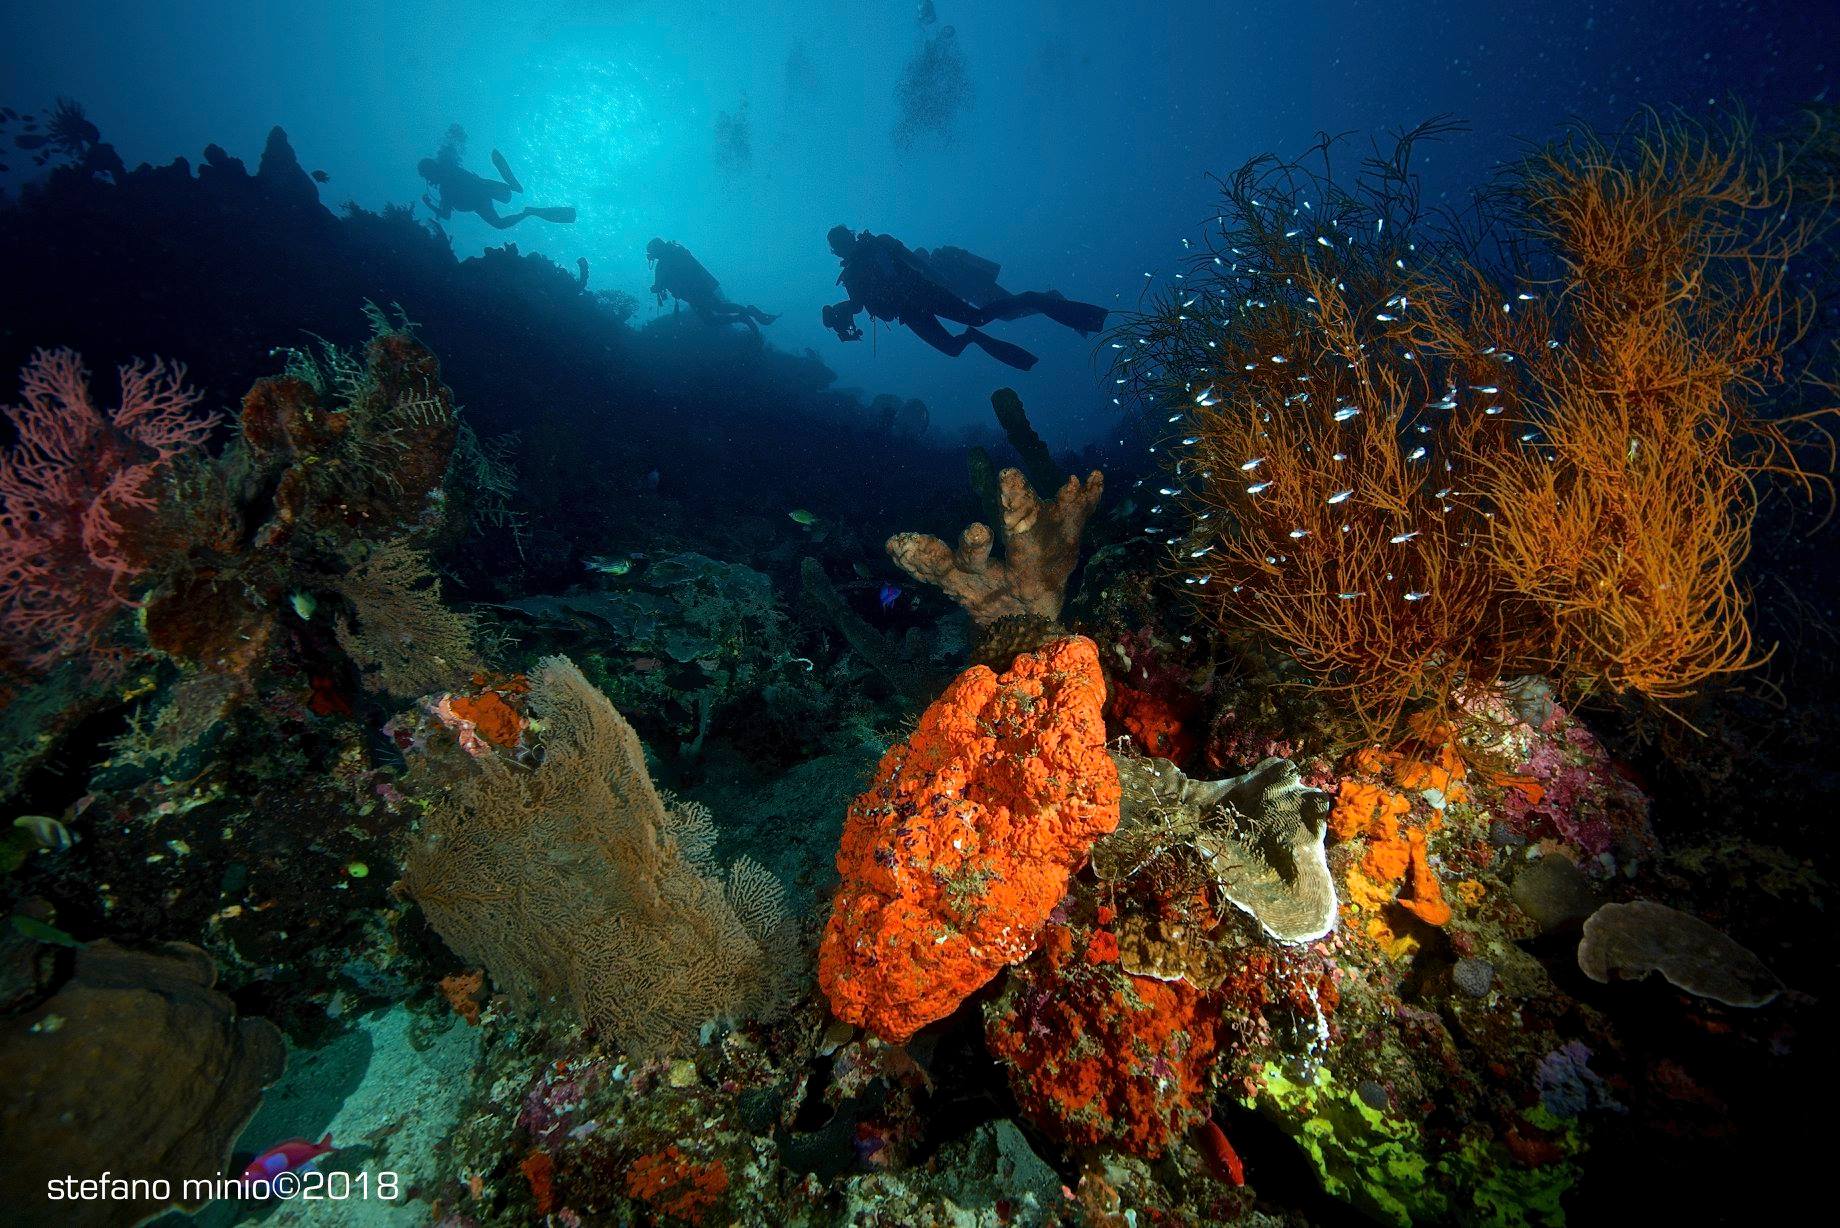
[418,148,575,229]
[822,226,1106,370]
[647,239,779,335]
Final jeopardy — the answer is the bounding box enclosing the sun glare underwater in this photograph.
[2,1,1840,1225]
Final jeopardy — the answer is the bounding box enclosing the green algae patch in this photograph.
[1246,1063,1444,1227]
[1248,1064,1584,1227]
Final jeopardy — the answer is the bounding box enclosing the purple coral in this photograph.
[518,1058,607,1148]
[1497,704,1652,860]
[1536,1040,1624,1118]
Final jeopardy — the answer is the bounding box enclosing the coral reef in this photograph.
[401,656,795,1055]
[817,635,1118,1041]
[0,106,1831,1228]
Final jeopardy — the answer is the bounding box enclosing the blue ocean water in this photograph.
[0,3,1835,1226]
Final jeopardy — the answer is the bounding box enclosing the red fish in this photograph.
[1196,1119,1245,1186]
[240,1134,334,1189]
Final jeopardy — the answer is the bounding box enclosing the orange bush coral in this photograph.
[439,969,485,1025]
[1119,113,1834,736]
[446,687,525,749]
[519,1150,555,1215]
[1106,681,1199,762]
[817,635,1120,1042]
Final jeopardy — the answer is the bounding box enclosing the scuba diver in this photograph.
[821,226,1107,371]
[417,147,576,230]
[646,239,779,335]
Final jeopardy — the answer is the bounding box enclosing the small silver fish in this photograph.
[1241,458,1265,471]
[1403,591,1429,601]
[1289,529,1311,539]
[1327,489,1353,504]
[1407,446,1428,461]
[1246,480,1273,494]
[1390,531,1421,543]
[1337,591,1363,600]
[1333,406,1361,422]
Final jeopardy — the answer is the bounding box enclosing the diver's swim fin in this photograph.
[966,327,1038,371]
[979,291,1109,337]
[491,149,523,193]
[1026,293,1108,336]
[1056,299,1109,337]
[528,206,577,224]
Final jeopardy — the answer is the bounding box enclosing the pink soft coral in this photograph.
[0,349,217,673]
[1499,703,1652,860]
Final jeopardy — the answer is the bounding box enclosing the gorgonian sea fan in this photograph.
[0,348,219,673]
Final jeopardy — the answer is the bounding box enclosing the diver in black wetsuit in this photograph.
[646,239,779,335]
[418,148,576,230]
[821,225,1107,371]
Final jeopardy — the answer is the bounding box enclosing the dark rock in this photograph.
[1452,956,1495,997]
[0,941,285,1226]
[1510,854,1602,933]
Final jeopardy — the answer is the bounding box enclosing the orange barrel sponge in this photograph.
[818,635,1121,1042]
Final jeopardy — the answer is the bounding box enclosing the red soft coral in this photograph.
[0,349,217,673]
[985,936,1223,1156]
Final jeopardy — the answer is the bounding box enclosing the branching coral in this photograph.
[817,635,1119,1042]
[888,466,1103,626]
[1117,113,1835,736]
[400,656,794,1056]
[0,349,218,674]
